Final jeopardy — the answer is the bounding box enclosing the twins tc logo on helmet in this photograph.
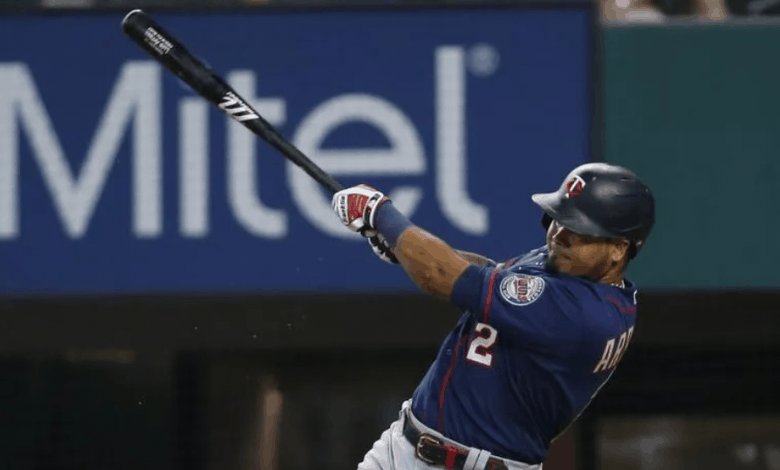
[565,175,586,198]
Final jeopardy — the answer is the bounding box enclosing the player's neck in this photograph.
[600,276,625,289]
[598,266,625,288]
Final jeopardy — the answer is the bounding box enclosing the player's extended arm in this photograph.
[452,250,496,267]
[331,185,470,299]
[393,228,471,299]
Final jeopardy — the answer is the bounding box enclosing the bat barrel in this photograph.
[121,10,344,195]
[122,9,228,103]
[121,9,171,58]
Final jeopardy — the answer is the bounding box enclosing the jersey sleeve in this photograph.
[451,265,584,355]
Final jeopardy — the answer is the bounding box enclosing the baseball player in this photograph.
[331,162,656,470]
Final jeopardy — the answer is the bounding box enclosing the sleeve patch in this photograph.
[499,274,546,306]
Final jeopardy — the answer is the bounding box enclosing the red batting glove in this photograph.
[331,184,390,236]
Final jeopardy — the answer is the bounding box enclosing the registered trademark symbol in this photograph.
[468,44,499,77]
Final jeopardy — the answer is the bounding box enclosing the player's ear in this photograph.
[609,239,630,263]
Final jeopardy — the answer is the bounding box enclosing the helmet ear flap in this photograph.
[541,213,553,231]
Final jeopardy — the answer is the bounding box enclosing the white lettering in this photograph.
[610,326,634,369]
[226,71,288,238]
[143,28,173,56]
[219,91,259,122]
[0,66,19,238]
[2,46,490,242]
[179,98,209,238]
[592,338,615,374]
[436,46,489,235]
[290,93,425,239]
[609,331,628,369]
[0,62,161,239]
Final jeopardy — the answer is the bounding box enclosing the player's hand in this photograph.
[368,233,399,264]
[331,184,390,235]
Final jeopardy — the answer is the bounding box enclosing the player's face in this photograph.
[545,220,626,280]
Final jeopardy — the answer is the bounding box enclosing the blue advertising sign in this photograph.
[0,6,593,294]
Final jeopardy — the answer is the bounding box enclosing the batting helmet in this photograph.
[531,163,655,258]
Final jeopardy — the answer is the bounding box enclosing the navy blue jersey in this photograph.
[411,246,638,464]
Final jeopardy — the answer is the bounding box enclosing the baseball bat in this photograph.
[120,9,344,194]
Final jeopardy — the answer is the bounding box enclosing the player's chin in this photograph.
[545,254,568,274]
[548,254,587,277]
[544,256,559,273]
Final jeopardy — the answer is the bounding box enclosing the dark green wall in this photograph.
[604,25,780,289]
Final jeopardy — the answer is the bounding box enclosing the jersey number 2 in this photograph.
[466,323,498,367]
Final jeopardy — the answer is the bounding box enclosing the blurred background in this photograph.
[0,1,778,470]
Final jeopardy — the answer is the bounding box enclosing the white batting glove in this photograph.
[368,233,399,264]
[331,184,389,235]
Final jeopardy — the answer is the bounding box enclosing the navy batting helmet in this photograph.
[531,163,655,259]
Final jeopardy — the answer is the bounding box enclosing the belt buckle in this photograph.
[416,434,443,464]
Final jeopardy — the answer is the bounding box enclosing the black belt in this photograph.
[402,413,509,470]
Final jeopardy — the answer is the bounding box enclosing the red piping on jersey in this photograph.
[607,297,637,313]
[438,335,468,433]
[481,269,501,323]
